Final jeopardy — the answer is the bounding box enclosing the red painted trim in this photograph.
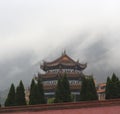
[1,99,120,113]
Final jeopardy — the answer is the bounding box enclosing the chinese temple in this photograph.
[36,51,87,99]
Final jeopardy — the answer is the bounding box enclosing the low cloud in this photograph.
[0,0,120,90]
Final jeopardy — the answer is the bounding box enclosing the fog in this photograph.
[0,0,120,90]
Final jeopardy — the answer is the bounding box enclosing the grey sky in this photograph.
[0,0,120,90]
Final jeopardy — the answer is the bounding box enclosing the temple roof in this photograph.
[45,52,76,65]
[41,52,87,71]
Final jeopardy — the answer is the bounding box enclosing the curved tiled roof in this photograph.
[41,53,87,71]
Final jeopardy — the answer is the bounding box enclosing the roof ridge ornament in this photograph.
[62,50,66,56]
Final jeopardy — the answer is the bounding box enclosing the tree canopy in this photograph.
[29,79,38,105]
[15,80,26,106]
[106,73,120,99]
[80,76,98,101]
[54,73,71,103]
[37,79,46,104]
[29,79,46,105]
[62,74,71,102]
[5,83,15,106]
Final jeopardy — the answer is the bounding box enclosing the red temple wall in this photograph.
[1,99,120,114]
[3,106,120,114]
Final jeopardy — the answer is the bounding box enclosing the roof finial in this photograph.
[64,50,66,55]
[62,50,66,56]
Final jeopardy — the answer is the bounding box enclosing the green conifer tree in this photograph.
[54,74,71,103]
[79,77,87,101]
[15,80,26,106]
[88,77,98,100]
[80,76,98,101]
[54,78,63,103]
[106,73,120,99]
[37,79,46,104]
[5,83,15,106]
[29,79,38,105]
[62,74,71,102]
[106,77,112,99]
